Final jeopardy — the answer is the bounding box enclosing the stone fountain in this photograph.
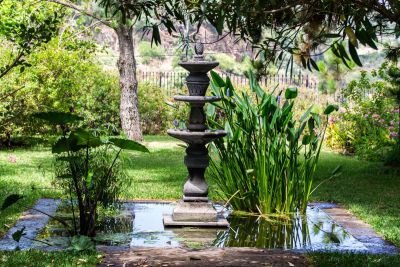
[163,43,228,227]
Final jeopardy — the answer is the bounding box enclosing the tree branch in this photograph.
[0,52,23,80]
[47,0,112,28]
[0,86,25,102]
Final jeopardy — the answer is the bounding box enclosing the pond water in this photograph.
[35,202,368,252]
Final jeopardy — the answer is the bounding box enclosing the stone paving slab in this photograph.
[98,247,308,267]
[0,199,60,250]
[311,202,399,254]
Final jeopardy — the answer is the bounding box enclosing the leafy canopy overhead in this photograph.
[94,0,399,70]
[182,0,400,70]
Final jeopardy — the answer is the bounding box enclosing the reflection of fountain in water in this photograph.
[32,203,367,252]
[214,213,311,249]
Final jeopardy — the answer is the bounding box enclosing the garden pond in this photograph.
[32,202,368,252]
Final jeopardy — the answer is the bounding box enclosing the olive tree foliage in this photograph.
[47,0,183,141]
[182,0,399,73]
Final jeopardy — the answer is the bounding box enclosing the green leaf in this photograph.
[224,121,233,138]
[207,104,216,117]
[72,129,104,148]
[285,87,298,99]
[348,41,362,67]
[225,76,235,95]
[232,129,241,143]
[345,26,358,48]
[337,42,350,61]
[1,194,23,210]
[216,13,224,34]
[302,134,312,145]
[312,113,322,126]
[210,71,225,87]
[300,55,307,68]
[109,138,149,152]
[300,105,314,122]
[68,235,96,252]
[33,112,83,125]
[324,104,339,115]
[12,227,26,242]
[310,58,319,71]
[52,137,72,154]
[308,117,315,133]
[151,25,161,46]
[332,165,342,176]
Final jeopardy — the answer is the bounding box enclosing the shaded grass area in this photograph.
[0,250,101,266]
[0,136,399,266]
[307,252,400,267]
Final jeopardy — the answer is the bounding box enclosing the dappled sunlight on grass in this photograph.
[0,148,60,237]
[0,140,399,248]
[121,147,186,200]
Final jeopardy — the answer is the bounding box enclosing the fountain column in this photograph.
[163,43,228,227]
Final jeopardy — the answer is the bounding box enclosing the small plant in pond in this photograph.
[207,71,339,214]
[34,111,149,237]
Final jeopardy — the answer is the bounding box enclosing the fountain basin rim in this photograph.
[179,61,219,73]
[168,129,227,136]
[174,95,221,103]
[167,129,227,144]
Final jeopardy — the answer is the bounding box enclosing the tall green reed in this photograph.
[207,71,338,214]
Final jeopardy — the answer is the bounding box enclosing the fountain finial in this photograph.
[194,41,204,61]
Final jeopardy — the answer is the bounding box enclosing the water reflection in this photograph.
[34,203,367,251]
[214,214,311,249]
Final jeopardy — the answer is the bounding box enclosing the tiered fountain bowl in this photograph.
[163,45,228,227]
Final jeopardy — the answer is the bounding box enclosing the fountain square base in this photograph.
[163,201,229,227]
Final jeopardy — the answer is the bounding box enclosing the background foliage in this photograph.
[326,64,399,161]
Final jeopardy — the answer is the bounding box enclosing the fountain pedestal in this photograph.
[163,44,228,227]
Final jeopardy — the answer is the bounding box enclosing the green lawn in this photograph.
[308,252,400,267]
[312,152,400,247]
[0,136,399,266]
[0,250,101,267]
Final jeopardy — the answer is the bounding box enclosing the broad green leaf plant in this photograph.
[34,112,149,237]
[207,71,338,214]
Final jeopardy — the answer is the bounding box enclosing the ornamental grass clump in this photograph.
[207,71,338,214]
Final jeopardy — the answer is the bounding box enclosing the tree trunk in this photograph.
[116,26,143,141]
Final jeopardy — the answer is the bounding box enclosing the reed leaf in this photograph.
[208,72,336,214]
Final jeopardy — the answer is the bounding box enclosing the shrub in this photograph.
[138,82,170,134]
[207,71,338,214]
[210,53,241,74]
[35,112,149,237]
[0,38,120,145]
[326,67,398,161]
[138,41,166,65]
